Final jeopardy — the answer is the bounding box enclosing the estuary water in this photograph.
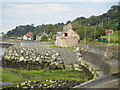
[0,47,6,61]
[0,47,17,86]
[0,47,6,86]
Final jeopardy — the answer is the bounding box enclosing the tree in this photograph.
[66,20,71,25]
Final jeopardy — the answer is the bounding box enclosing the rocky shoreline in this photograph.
[2,45,94,89]
[1,42,119,89]
[0,43,13,48]
[2,79,85,89]
[17,80,85,89]
[2,45,65,70]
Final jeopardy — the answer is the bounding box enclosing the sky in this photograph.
[0,0,119,34]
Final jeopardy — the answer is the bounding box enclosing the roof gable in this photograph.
[56,24,79,37]
[37,32,48,37]
[61,29,79,37]
[24,32,33,37]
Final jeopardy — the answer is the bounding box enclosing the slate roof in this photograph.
[36,32,48,37]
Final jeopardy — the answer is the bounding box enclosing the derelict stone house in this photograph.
[36,32,48,41]
[55,24,80,47]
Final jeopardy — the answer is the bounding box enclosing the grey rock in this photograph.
[36,56,40,61]
[19,56,24,62]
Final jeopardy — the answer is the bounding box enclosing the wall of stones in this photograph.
[77,43,119,59]
[75,47,119,77]
[56,37,78,47]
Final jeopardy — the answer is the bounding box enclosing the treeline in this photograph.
[5,5,119,41]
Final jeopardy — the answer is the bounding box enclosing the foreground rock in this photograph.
[2,45,65,70]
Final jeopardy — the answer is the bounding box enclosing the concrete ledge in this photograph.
[74,74,119,88]
[80,50,119,76]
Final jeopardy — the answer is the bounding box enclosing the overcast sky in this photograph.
[0,0,119,33]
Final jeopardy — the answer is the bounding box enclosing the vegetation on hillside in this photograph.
[100,31,120,41]
[5,5,120,41]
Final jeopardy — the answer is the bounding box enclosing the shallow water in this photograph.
[0,47,15,86]
[0,47,6,61]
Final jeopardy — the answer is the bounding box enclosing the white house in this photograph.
[23,32,33,40]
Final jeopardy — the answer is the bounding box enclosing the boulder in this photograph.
[75,47,80,52]
[19,56,24,62]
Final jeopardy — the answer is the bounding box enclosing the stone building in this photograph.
[36,31,48,41]
[55,24,80,47]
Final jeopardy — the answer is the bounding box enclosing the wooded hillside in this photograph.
[5,5,119,41]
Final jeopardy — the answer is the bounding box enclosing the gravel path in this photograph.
[51,47,78,65]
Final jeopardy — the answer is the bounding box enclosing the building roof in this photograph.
[36,32,48,37]
[58,24,73,36]
[57,24,79,37]
[59,29,69,36]
[24,32,33,37]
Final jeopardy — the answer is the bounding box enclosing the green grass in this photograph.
[100,31,120,41]
[2,67,91,83]
[2,69,26,82]
[1,84,18,89]
[80,31,119,45]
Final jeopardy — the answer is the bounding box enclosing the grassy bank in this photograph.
[100,31,119,41]
[2,67,91,83]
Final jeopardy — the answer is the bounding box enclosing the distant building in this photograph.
[55,24,80,47]
[23,32,33,40]
[36,31,48,41]
[17,37,22,40]
[0,32,5,39]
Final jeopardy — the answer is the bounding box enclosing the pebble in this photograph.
[19,57,24,62]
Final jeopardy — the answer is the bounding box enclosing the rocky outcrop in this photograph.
[2,45,65,70]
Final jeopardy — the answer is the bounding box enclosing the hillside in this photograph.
[5,5,120,41]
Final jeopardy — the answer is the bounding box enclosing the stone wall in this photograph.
[56,37,79,47]
[77,43,119,59]
[75,47,120,77]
